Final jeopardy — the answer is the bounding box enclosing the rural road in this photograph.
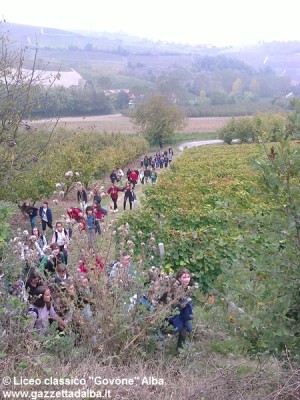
[178,139,223,151]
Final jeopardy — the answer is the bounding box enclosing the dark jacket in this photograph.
[77,189,87,203]
[110,172,118,183]
[39,206,53,224]
[26,207,38,218]
[169,299,193,332]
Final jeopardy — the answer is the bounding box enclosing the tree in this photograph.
[114,91,129,110]
[131,94,186,148]
[249,78,260,94]
[286,98,300,139]
[231,78,243,96]
[0,29,58,192]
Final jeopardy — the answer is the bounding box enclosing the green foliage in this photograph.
[219,113,287,144]
[0,33,60,190]
[118,144,262,292]
[131,94,186,148]
[218,118,236,144]
[2,130,148,201]
[0,202,15,259]
[119,141,300,359]
[285,98,300,139]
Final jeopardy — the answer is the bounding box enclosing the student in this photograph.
[28,286,66,334]
[21,201,39,228]
[38,243,67,278]
[109,252,136,290]
[110,170,119,184]
[139,168,145,185]
[144,168,151,184]
[66,207,86,236]
[129,170,138,188]
[52,222,69,263]
[53,263,69,286]
[25,269,44,301]
[150,168,158,184]
[107,183,122,212]
[91,184,101,203]
[77,185,88,211]
[66,207,83,223]
[161,268,194,351]
[85,206,96,249]
[123,182,135,211]
[116,167,124,183]
[93,201,104,234]
[32,227,47,258]
[39,201,53,234]
[91,186,108,216]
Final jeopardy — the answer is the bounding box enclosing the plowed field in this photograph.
[35,114,231,134]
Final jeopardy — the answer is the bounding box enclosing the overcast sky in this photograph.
[2,0,299,46]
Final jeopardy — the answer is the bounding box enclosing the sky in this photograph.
[1,0,300,46]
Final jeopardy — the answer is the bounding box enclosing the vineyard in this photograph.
[1,139,300,399]
[119,142,300,358]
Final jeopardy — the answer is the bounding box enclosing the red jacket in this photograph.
[129,171,138,183]
[67,208,83,222]
[93,207,104,220]
[107,185,122,200]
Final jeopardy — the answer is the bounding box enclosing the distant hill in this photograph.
[2,21,300,84]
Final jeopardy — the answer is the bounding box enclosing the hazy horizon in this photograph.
[2,0,300,47]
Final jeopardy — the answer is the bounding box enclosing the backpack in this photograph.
[55,229,68,242]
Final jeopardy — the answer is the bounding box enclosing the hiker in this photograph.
[31,227,47,258]
[77,185,88,211]
[160,268,194,352]
[129,169,138,188]
[144,168,151,184]
[39,201,53,234]
[21,201,39,229]
[93,201,104,234]
[110,170,119,184]
[150,168,158,184]
[28,286,66,334]
[116,167,124,184]
[123,182,135,211]
[52,222,69,263]
[85,206,96,249]
[109,252,136,290]
[38,243,67,278]
[107,183,122,212]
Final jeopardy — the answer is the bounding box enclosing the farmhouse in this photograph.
[0,68,85,88]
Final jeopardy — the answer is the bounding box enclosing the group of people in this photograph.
[140,148,174,170]
[7,146,198,352]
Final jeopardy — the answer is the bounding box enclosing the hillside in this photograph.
[2,21,300,83]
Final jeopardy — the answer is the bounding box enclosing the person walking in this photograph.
[77,185,88,211]
[107,183,122,212]
[123,182,135,211]
[85,206,96,249]
[39,201,53,235]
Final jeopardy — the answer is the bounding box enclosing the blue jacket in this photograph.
[169,299,193,333]
[39,206,53,224]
